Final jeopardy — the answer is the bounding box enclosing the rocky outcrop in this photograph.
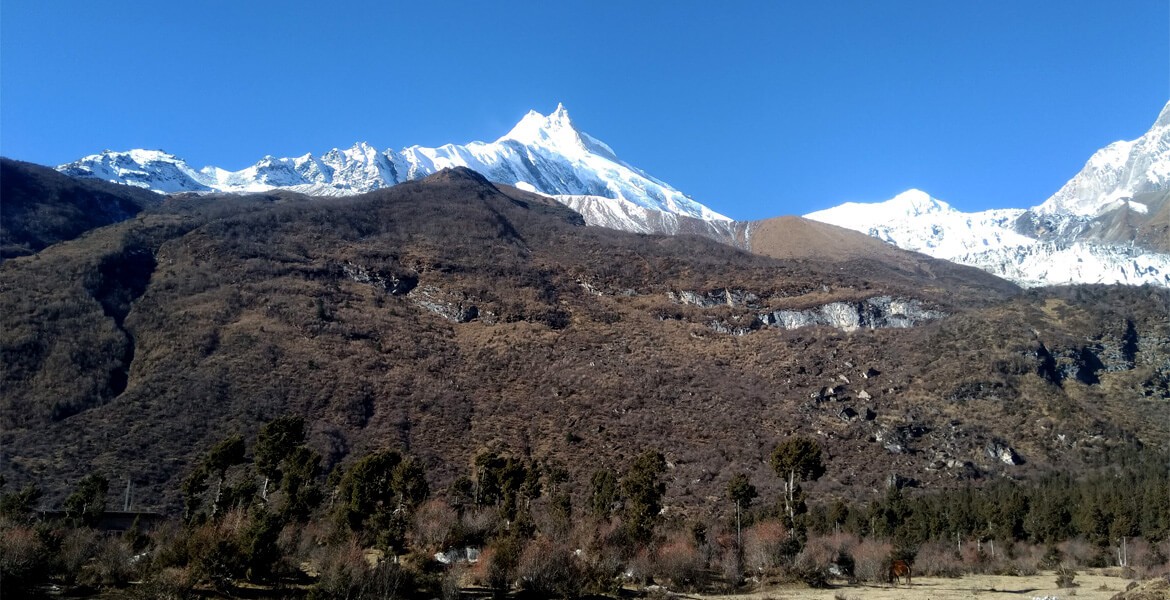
[342,262,418,295]
[408,285,483,323]
[758,297,945,332]
[985,439,1023,465]
[672,289,947,335]
[668,288,762,309]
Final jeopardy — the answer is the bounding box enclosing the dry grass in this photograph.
[697,570,1147,600]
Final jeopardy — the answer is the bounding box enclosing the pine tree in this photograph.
[770,437,825,531]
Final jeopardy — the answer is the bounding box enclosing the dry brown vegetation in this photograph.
[2,166,1169,598]
[2,167,1167,516]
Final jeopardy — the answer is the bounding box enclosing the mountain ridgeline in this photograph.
[54,101,1170,289]
[1,165,1167,515]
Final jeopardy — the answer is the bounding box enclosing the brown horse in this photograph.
[889,559,912,586]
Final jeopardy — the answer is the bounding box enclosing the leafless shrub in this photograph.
[851,539,892,583]
[517,536,584,598]
[126,567,198,600]
[1129,537,1170,579]
[310,538,416,599]
[82,536,137,587]
[792,536,836,587]
[650,533,704,590]
[1059,538,1097,569]
[742,521,788,573]
[413,499,458,553]
[59,527,100,583]
[914,540,963,577]
[0,524,50,592]
[715,545,743,587]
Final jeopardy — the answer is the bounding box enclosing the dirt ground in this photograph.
[695,570,1152,600]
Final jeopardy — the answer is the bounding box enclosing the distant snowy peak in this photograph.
[57,104,729,222]
[804,190,1030,259]
[1036,100,1170,217]
[805,101,1170,288]
[60,150,212,193]
[806,187,1169,287]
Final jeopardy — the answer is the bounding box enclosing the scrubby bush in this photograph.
[1131,537,1170,579]
[126,567,198,600]
[470,535,524,598]
[58,526,100,584]
[82,536,138,588]
[851,538,893,583]
[914,540,964,577]
[310,539,419,600]
[1055,564,1078,588]
[791,537,834,586]
[413,498,459,553]
[516,536,584,598]
[1060,538,1103,568]
[0,524,51,594]
[742,521,788,573]
[569,519,624,595]
[650,533,704,590]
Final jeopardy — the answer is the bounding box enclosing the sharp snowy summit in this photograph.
[807,102,1170,288]
[57,104,729,225]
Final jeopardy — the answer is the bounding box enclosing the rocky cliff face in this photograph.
[758,297,945,332]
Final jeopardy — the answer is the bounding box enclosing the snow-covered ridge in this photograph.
[58,104,729,223]
[805,101,1170,288]
[1037,101,1170,217]
[805,190,1033,260]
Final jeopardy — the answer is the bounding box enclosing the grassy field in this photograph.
[697,570,1160,600]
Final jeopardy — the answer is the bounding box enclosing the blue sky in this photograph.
[2,1,1167,220]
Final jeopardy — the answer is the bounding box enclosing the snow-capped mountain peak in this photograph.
[887,189,952,216]
[813,189,954,223]
[806,100,1170,288]
[59,104,729,222]
[497,103,620,163]
[1035,100,1170,217]
[805,190,1029,259]
[500,103,574,144]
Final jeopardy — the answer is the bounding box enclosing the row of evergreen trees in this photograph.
[802,455,1170,550]
[2,416,1167,597]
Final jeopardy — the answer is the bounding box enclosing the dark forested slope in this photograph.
[0,158,161,259]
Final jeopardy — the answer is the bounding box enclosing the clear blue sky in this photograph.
[2,1,1167,220]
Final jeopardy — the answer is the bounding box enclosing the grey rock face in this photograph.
[408,286,480,323]
[758,296,946,332]
[985,440,1023,465]
[342,262,418,295]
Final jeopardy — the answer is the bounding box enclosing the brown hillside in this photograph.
[1,168,1166,516]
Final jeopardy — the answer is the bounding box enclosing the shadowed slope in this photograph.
[0,158,161,259]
